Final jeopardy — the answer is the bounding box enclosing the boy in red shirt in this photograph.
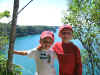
[52,24,82,75]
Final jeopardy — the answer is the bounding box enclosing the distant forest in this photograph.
[0,22,57,37]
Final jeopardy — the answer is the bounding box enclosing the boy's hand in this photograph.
[14,50,28,55]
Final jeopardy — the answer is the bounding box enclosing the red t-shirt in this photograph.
[52,42,82,75]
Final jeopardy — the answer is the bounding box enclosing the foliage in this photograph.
[0,11,10,51]
[0,10,10,19]
[62,0,100,75]
[16,25,56,37]
[0,53,23,75]
[0,22,56,37]
[0,11,22,75]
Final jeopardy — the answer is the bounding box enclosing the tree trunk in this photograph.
[7,0,19,74]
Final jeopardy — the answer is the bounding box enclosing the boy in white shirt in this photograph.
[14,31,57,75]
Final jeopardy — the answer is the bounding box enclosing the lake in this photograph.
[14,29,84,75]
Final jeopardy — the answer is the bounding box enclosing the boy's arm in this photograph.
[75,48,82,75]
[52,43,58,53]
[14,50,28,55]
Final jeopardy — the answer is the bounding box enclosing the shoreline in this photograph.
[0,22,58,37]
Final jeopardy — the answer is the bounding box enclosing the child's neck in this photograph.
[62,41,70,44]
[41,47,49,50]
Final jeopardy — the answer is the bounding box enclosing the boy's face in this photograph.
[40,37,53,50]
[60,29,73,43]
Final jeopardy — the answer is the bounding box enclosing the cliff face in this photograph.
[0,23,57,37]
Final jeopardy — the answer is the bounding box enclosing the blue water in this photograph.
[14,29,84,75]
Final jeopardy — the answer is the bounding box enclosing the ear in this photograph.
[59,32,62,37]
[70,34,73,40]
[39,40,41,44]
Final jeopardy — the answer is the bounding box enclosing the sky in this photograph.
[0,0,69,26]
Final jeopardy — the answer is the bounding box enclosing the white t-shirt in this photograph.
[27,48,57,75]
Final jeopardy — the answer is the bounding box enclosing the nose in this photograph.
[63,34,69,38]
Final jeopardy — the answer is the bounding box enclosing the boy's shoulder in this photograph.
[54,42,80,51]
[49,48,55,53]
[28,48,38,53]
[70,42,80,53]
[53,42,61,46]
[29,48,37,51]
[54,42,76,47]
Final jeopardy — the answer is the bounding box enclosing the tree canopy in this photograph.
[62,0,100,75]
[0,11,10,19]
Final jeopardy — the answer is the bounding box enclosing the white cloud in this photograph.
[0,0,67,26]
[17,7,64,26]
[0,0,13,23]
